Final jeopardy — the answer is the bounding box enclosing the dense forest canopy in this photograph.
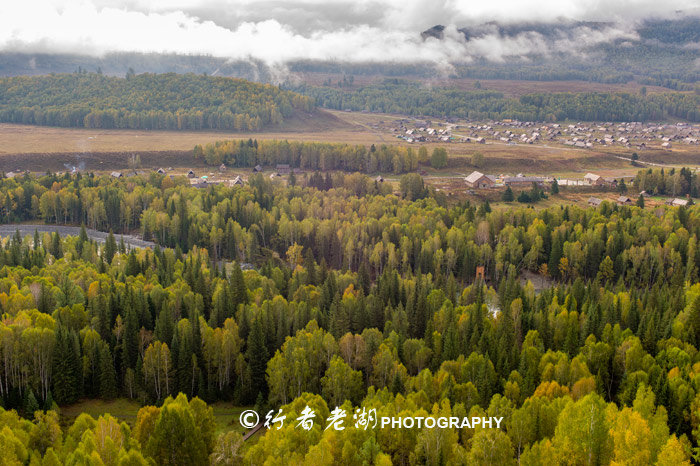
[290,79,700,122]
[0,73,315,131]
[194,138,432,174]
[0,171,698,462]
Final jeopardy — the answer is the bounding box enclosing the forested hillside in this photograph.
[0,172,698,462]
[291,80,700,122]
[0,73,315,131]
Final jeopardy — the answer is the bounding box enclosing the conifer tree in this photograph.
[104,230,117,264]
[246,318,269,399]
[230,262,248,307]
[99,344,118,399]
[52,327,82,404]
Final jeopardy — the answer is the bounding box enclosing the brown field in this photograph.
[0,109,698,182]
[292,72,674,97]
[0,110,380,155]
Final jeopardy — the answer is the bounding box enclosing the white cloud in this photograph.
[0,0,697,63]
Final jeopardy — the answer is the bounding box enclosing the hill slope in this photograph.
[0,73,315,132]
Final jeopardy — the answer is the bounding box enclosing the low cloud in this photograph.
[0,0,698,64]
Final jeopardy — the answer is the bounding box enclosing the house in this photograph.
[110,171,122,178]
[639,190,650,197]
[187,170,196,178]
[276,164,291,175]
[666,198,689,207]
[253,164,263,173]
[465,171,496,189]
[219,163,227,172]
[588,197,603,207]
[231,176,244,186]
[617,196,632,205]
[504,176,545,187]
[662,142,672,149]
[375,176,384,183]
[584,173,604,186]
[156,168,166,174]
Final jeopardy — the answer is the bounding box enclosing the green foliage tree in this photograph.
[502,186,514,202]
[145,395,212,466]
[430,147,448,169]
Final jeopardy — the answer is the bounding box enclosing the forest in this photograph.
[193,139,440,174]
[290,79,700,122]
[0,73,315,131]
[0,170,698,463]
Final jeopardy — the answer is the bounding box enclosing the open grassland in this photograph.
[60,398,249,435]
[0,109,381,155]
[60,398,142,427]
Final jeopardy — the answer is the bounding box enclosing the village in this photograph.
[463,169,693,208]
[385,118,700,151]
[102,162,310,189]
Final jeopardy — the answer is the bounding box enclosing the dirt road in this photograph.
[0,224,155,249]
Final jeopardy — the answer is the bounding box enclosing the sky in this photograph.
[0,0,698,64]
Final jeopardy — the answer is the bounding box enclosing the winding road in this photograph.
[0,224,155,249]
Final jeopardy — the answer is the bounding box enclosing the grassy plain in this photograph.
[59,398,250,435]
[0,106,699,188]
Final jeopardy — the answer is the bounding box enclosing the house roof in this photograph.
[588,197,603,205]
[617,196,632,203]
[584,173,601,181]
[465,171,487,183]
[668,198,689,206]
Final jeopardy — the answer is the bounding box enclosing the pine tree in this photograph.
[155,304,174,346]
[548,234,563,280]
[99,343,118,399]
[77,224,88,256]
[126,249,140,276]
[104,230,117,264]
[33,229,41,251]
[636,194,645,208]
[230,262,248,307]
[51,327,82,404]
[246,318,269,398]
[25,389,40,418]
[50,231,62,259]
[358,261,371,294]
[502,186,514,202]
[43,391,55,411]
[122,306,139,371]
